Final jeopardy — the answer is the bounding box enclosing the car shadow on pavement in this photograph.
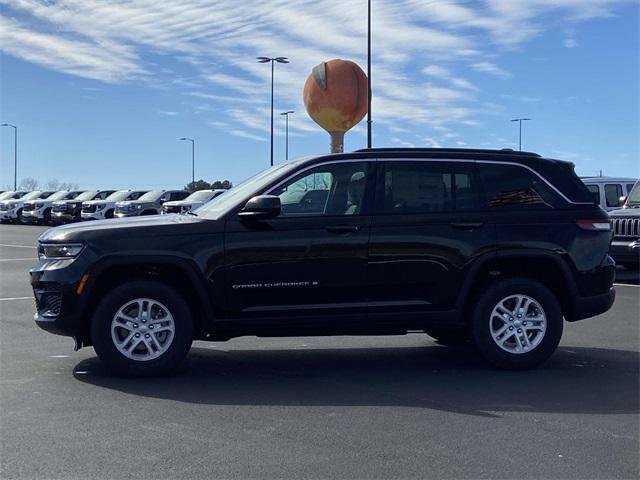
[73,344,638,418]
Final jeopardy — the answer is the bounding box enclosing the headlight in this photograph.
[97,204,106,211]
[134,204,143,209]
[38,243,84,260]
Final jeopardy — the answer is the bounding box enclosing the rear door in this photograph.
[224,160,376,320]
[367,159,493,314]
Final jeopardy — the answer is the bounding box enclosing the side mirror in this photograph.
[619,196,627,206]
[238,195,281,220]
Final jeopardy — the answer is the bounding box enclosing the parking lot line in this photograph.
[0,244,37,249]
[0,296,33,301]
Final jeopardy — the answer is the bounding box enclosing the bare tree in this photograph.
[18,178,39,191]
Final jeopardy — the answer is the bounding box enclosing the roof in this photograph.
[580,176,637,182]
[353,147,541,157]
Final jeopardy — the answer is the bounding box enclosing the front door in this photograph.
[224,160,376,320]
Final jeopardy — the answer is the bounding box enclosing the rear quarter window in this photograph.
[480,163,562,209]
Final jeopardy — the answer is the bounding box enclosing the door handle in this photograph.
[450,222,484,230]
[326,224,360,234]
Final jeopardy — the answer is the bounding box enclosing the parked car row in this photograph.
[0,189,226,225]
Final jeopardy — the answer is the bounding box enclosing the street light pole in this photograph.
[179,137,195,190]
[510,118,531,151]
[367,0,372,149]
[1,123,17,190]
[280,111,294,160]
[257,57,289,167]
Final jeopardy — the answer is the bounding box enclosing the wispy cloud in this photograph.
[158,110,179,116]
[0,0,633,141]
[471,62,512,79]
[228,129,267,142]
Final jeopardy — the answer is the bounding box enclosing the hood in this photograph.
[83,199,109,206]
[116,200,153,206]
[163,200,198,207]
[609,208,640,217]
[38,213,221,243]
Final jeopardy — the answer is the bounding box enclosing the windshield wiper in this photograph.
[184,210,198,216]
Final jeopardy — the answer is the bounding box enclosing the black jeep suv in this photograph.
[31,148,615,375]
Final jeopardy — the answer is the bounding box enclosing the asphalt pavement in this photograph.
[1,224,638,479]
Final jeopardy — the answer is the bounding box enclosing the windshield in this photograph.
[73,191,97,201]
[47,191,73,201]
[185,190,214,202]
[195,158,308,218]
[22,191,44,201]
[137,190,163,202]
[104,190,134,202]
[627,181,640,205]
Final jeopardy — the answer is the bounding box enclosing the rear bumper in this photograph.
[566,288,616,322]
[610,239,640,264]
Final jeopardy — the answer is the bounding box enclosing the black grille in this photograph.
[35,286,63,317]
[52,204,69,213]
[82,204,97,213]
[163,205,181,214]
[611,217,640,238]
[22,203,35,212]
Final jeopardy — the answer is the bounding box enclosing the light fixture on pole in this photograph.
[1,123,17,190]
[510,118,531,151]
[179,137,195,190]
[257,56,289,167]
[280,111,294,161]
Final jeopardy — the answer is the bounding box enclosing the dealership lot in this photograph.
[1,224,638,479]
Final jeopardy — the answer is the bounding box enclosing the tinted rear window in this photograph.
[535,160,593,203]
[480,164,561,209]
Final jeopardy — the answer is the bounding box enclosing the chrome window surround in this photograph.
[264,158,592,206]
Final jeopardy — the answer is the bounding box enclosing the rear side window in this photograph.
[605,184,623,207]
[480,164,561,209]
[626,184,635,195]
[378,161,479,214]
[586,185,600,204]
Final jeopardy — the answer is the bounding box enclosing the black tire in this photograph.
[15,208,23,223]
[470,277,563,369]
[91,280,193,376]
[424,327,468,346]
[105,209,114,219]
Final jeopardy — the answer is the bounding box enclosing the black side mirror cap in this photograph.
[238,195,281,220]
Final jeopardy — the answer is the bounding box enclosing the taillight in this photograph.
[576,219,611,231]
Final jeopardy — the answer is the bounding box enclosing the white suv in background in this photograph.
[0,191,54,223]
[21,191,84,224]
[81,190,148,221]
[161,189,226,214]
[581,176,637,211]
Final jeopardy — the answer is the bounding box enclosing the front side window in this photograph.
[480,163,561,209]
[605,184,623,207]
[586,185,600,204]
[379,161,479,214]
[270,162,371,217]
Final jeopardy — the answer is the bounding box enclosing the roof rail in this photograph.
[352,147,541,157]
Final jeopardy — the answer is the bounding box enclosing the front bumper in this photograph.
[31,256,90,338]
[0,209,18,221]
[21,210,45,223]
[52,212,75,224]
[610,239,640,264]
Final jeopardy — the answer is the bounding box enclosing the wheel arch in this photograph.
[77,255,216,345]
[456,250,578,323]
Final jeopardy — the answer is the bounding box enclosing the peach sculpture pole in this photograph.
[303,59,368,153]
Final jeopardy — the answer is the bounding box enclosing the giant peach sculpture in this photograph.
[303,59,368,153]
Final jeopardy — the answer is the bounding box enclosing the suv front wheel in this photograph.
[91,280,193,375]
[471,277,563,369]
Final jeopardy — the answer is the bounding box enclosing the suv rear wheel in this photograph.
[91,280,193,375]
[471,277,562,369]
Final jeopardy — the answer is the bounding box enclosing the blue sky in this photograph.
[1,0,638,190]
